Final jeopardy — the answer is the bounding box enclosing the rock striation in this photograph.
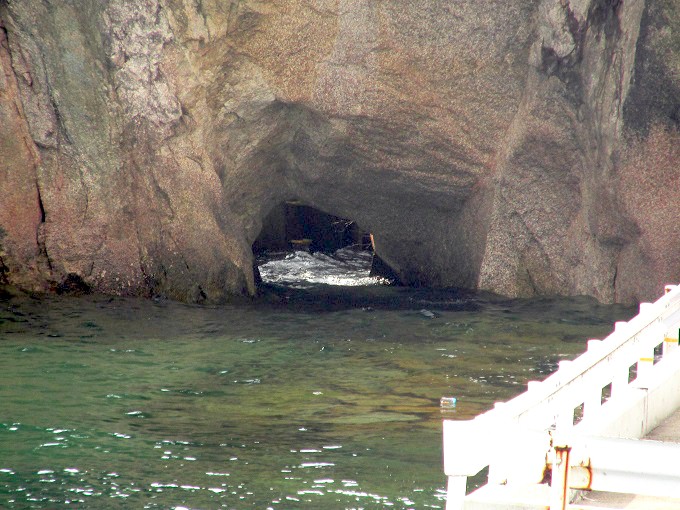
[0,0,678,304]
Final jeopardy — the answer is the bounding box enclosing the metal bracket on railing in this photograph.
[545,433,680,508]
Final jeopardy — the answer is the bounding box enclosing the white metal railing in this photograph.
[443,284,680,510]
[550,434,680,498]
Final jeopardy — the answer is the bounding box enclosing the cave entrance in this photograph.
[253,201,388,288]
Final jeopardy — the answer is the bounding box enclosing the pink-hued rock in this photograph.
[0,0,677,303]
[0,19,45,291]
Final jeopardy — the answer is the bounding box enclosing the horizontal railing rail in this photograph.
[550,434,680,503]
[443,284,680,510]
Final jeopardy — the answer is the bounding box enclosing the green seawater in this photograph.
[0,286,634,509]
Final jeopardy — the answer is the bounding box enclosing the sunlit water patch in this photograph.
[258,248,388,288]
[0,280,634,508]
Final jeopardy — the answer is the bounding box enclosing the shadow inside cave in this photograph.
[253,201,372,257]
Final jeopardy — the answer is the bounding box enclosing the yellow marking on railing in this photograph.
[639,357,654,363]
[664,337,678,343]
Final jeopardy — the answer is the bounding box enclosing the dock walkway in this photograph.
[443,284,680,510]
[646,406,680,442]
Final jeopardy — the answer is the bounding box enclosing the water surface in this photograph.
[0,252,634,509]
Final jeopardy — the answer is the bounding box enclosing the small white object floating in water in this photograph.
[440,397,457,408]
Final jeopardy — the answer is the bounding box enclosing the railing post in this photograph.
[445,475,467,510]
[664,333,679,356]
[638,352,654,380]
[549,444,571,510]
[612,367,629,397]
[584,388,600,417]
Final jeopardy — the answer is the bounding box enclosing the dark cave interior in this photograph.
[253,201,372,256]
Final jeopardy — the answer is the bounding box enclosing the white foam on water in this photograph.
[258,249,388,288]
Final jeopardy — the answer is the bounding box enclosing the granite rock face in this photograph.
[0,0,677,303]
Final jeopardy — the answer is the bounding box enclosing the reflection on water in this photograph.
[0,257,634,508]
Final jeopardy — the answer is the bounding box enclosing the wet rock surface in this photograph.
[0,0,677,303]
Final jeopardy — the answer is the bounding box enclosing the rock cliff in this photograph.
[0,0,678,303]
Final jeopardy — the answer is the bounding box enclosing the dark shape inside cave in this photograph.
[253,202,372,255]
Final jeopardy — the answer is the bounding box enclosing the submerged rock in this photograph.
[0,0,677,303]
